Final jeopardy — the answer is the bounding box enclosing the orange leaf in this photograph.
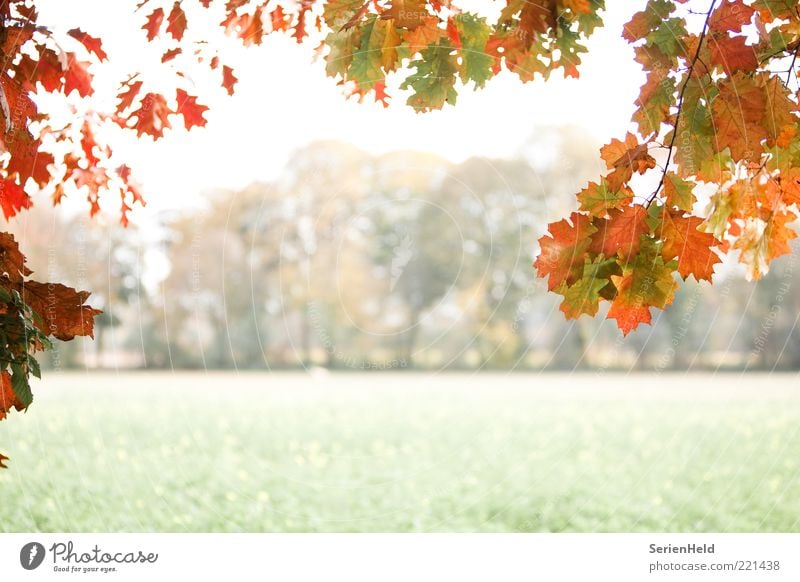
[143,8,164,41]
[116,79,143,114]
[222,65,238,96]
[166,2,187,41]
[21,281,102,341]
[534,212,596,291]
[0,372,24,422]
[711,72,767,161]
[600,133,655,190]
[0,232,32,282]
[658,211,722,281]
[708,34,757,75]
[588,205,649,261]
[129,92,172,138]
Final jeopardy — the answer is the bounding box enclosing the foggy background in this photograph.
[9,128,800,373]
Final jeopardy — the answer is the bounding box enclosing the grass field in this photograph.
[1,371,799,532]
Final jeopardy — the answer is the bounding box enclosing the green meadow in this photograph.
[2,372,799,532]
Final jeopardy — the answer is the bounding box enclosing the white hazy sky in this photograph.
[35,0,647,219]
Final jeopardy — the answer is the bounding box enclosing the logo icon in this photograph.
[20,542,45,570]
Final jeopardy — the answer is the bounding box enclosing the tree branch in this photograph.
[647,0,718,207]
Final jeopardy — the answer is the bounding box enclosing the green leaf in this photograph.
[401,43,459,112]
[348,16,385,89]
[556,258,611,319]
[664,173,696,212]
[325,28,358,78]
[645,17,689,60]
[10,364,32,408]
[28,356,41,380]
[577,180,632,216]
[455,14,493,88]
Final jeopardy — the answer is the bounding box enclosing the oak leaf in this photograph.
[658,210,722,281]
[21,281,102,341]
[0,179,32,220]
[588,204,649,261]
[534,212,596,291]
[607,238,678,335]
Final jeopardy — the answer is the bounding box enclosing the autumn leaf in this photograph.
[658,210,722,281]
[708,34,757,74]
[21,281,102,341]
[0,232,32,282]
[708,0,754,33]
[175,89,209,130]
[402,44,459,112]
[607,238,678,335]
[663,173,696,212]
[222,65,238,96]
[556,258,615,319]
[589,204,649,261]
[0,372,23,422]
[455,14,493,88]
[116,79,143,113]
[128,92,172,138]
[711,72,767,162]
[600,132,656,189]
[0,178,32,220]
[534,212,596,291]
[143,7,164,41]
[623,0,673,43]
[161,48,182,63]
[67,29,108,61]
[577,180,633,216]
[63,59,93,97]
[382,0,430,30]
[734,211,799,280]
[403,16,442,52]
[166,2,187,41]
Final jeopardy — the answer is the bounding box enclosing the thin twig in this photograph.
[647,0,718,207]
[786,45,800,85]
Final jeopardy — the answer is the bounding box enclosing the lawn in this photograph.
[1,371,799,532]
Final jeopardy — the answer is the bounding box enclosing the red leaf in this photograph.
[63,58,93,97]
[0,372,24,422]
[0,178,32,220]
[709,0,754,33]
[67,28,108,61]
[446,17,461,49]
[143,8,164,41]
[166,2,187,41]
[708,34,757,74]
[222,65,238,96]
[175,89,209,130]
[161,48,182,63]
[116,79,143,113]
[129,92,172,138]
[6,140,54,188]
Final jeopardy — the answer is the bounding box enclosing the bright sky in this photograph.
[36,0,648,219]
